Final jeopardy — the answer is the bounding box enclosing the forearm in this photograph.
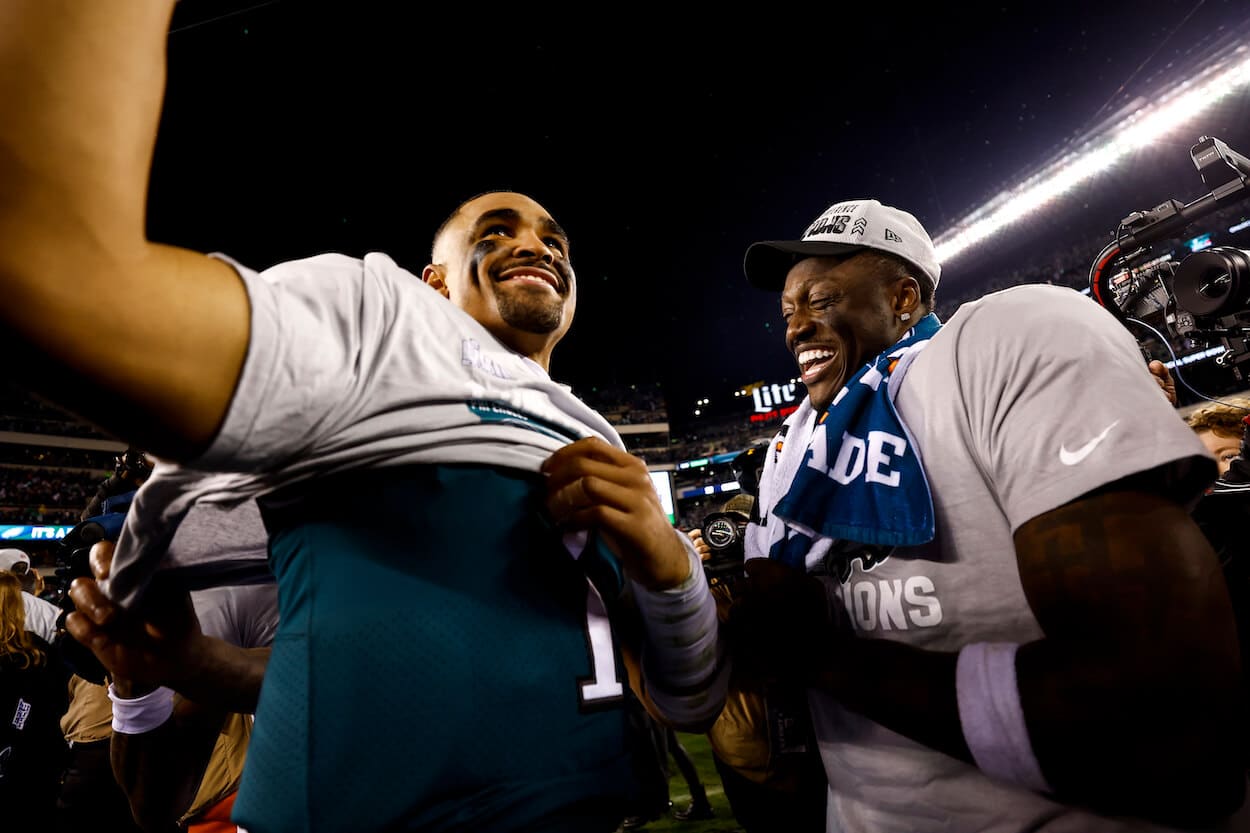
[111,635,268,715]
[108,635,268,829]
[631,540,729,732]
[1011,489,1247,823]
[170,639,270,714]
[1017,636,1245,823]
[111,698,223,831]
[815,632,1244,824]
[813,637,970,764]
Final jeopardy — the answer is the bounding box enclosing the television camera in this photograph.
[698,440,769,584]
[701,507,750,582]
[1089,135,1250,383]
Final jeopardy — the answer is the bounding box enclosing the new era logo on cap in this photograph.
[743,198,942,291]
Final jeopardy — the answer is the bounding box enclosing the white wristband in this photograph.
[108,683,175,734]
[955,642,1052,794]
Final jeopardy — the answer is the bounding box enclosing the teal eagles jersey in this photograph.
[233,464,635,833]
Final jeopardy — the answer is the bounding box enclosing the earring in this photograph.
[900,312,911,322]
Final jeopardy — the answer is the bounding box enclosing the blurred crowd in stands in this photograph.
[0,467,105,525]
[579,381,670,426]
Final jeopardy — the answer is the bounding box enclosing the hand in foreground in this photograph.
[726,558,837,685]
[687,527,712,562]
[542,436,691,591]
[1148,360,1177,406]
[64,540,201,697]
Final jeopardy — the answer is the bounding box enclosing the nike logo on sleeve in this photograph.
[1059,420,1120,466]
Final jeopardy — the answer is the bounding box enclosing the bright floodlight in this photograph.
[933,45,1250,264]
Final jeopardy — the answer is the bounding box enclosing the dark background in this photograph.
[151,0,1250,431]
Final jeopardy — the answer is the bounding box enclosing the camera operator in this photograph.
[1088,137,1250,781]
[58,457,278,833]
[44,448,153,619]
[1187,402,1250,754]
[686,462,827,833]
[85,449,153,520]
[53,455,168,833]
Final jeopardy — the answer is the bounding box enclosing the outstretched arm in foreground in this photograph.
[0,2,249,459]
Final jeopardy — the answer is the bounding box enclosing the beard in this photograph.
[497,291,564,334]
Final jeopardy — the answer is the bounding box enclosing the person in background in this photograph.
[58,465,278,833]
[1145,365,1250,764]
[688,492,826,833]
[0,571,71,829]
[1186,397,1250,478]
[0,547,61,644]
[89,504,278,833]
[56,670,146,833]
[1185,396,1250,750]
[664,728,714,824]
[620,687,675,830]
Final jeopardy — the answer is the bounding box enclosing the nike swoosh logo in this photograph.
[1059,420,1120,466]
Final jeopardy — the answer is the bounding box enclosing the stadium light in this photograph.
[933,45,1250,264]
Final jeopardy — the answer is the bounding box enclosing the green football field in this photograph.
[630,732,744,833]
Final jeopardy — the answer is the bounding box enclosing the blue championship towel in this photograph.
[769,313,942,570]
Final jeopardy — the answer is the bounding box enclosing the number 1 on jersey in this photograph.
[580,584,624,704]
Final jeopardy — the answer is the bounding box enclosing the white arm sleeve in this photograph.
[629,535,729,727]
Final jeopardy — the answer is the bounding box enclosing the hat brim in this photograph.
[743,240,867,290]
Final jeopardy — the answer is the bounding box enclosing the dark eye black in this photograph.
[483,224,511,238]
[544,236,567,253]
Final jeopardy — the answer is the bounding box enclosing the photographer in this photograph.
[41,449,153,620]
[687,479,827,833]
[57,457,278,833]
[1188,402,1250,749]
[53,456,161,833]
[83,449,153,522]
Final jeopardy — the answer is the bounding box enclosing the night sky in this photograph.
[151,0,1250,433]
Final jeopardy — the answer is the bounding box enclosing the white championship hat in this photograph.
[743,198,941,291]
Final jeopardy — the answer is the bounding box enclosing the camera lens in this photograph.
[1174,247,1250,317]
[704,516,739,550]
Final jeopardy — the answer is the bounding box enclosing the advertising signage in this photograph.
[744,380,802,424]
[0,525,74,542]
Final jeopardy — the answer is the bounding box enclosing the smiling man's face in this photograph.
[425,191,576,368]
[780,252,912,411]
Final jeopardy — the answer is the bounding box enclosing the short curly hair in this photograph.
[1185,397,1250,438]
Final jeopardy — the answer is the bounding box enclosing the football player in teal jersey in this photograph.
[0,4,727,831]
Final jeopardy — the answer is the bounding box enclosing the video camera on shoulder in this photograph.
[54,488,136,601]
[1090,135,1250,382]
[46,488,137,683]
